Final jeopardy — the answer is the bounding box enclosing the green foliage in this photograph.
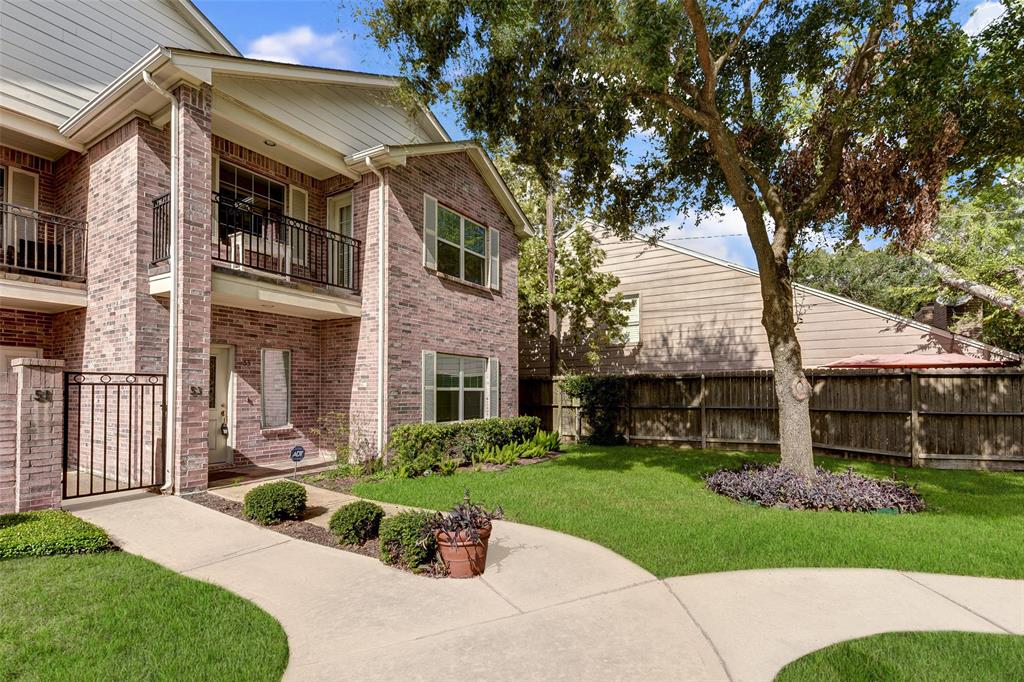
[328,501,385,545]
[0,511,112,559]
[794,243,936,318]
[242,480,307,525]
[475,430,563,465]
[922,165,1024,352]
[562,374,628,445]
[378,510,436,571]
[387,416,541,477]
[496,148,631,366]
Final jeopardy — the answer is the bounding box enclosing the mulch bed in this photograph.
[189,492,378,559]
[298,474,359,494]
[189,492,447,577]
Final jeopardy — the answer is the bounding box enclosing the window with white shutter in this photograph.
[487,357,500,418]
[488,228,500,290]
[423,194,438,268]
[432,353,487,422]
[422,350,437,422]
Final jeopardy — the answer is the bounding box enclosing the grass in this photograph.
[0,510,111,559]
[353,445,1024,579]
[0,511,288,681]
[775,631,1024,681]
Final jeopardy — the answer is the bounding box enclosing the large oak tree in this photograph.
[362,0,1024,475]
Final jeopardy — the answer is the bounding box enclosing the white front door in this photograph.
[326,192,353,287]
[208,346,231,464]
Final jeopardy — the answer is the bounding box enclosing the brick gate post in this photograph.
[171,82,213,494]
[11,358,65,512]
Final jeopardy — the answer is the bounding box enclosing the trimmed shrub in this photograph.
[387,416,541,477]
[0,510,112,559]
[329,501,385,545]
[704,464,926,513]
[378,510,436,571]
[242,480,307,525]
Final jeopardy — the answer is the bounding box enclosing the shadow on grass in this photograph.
[550,444,1024,519]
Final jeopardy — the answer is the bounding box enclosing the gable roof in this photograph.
[347,142,533,238]
[576,220,1018,361]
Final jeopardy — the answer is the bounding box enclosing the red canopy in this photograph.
[824,353,1011,369]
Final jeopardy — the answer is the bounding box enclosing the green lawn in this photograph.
[0,515,288,682]
[775,631,1024,681]
[354,445,1024,579]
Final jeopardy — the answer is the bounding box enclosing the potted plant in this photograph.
[426,491,502,578]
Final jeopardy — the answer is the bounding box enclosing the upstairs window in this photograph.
[437,205,487,285]
[423,195,500,290]
[217,161,285,239]
[620,294,641,343]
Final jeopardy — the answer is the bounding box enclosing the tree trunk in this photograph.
[759,265,816,477]
[546,193,559,375]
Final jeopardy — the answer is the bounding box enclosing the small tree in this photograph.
[362,0,1024,476]
[495,149,631,368]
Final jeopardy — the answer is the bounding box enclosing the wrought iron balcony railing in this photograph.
[0,202,88,282]
[152,192,360,293]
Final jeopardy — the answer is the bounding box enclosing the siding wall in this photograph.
[0,0,226,126]
[522,229,1001,377]
[214,76,431,156]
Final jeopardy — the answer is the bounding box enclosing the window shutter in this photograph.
[488,227,500,290]
[421,350,436,422]
[423,194,438,268]
[8,169,37,208]
[486,357,500,418]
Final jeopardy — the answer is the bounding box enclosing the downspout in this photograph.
[365,158,388,458]
[142,72,177,493]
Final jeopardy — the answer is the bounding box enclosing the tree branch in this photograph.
[682,0,718,99]
[784,3,893,252]
[918,252,1024,318]
[715,0,771,71]
[633,88,711,127]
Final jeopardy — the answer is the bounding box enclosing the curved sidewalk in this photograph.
[68,491,1023,681]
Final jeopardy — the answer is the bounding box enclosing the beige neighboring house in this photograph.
[521,223,1017,378]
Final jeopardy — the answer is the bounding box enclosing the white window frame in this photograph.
[435,203,489,286]
[216,160,287,239]
[435,353,487,423]
[327,192,354,237]
[2,167,40,247]
[260,348,292,429]
[288,185,309,266]
[621,293,641,344]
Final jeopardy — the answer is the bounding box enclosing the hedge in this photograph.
[329,500,385,545]
[387,416,541,477]
[378,510,436,571]
[0,510,112,559]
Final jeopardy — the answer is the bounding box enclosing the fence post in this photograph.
[910,371,922,467]
[11,359,65,511]
[699,373,708,450]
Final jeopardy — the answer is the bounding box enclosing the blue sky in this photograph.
[196,0,1006,269]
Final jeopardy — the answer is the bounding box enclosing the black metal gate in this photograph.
[63,372,167,499]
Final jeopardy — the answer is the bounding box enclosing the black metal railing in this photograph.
[1,202,87,281]
[152,192,360,293]
[63,372,167,499]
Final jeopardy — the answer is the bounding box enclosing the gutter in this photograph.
[142,71,178,494]
[365,157,389,458]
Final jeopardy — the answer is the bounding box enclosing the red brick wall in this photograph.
[383,152,520,428]
[0,309,52,352]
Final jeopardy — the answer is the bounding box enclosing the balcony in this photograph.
[1,202,87,282]
[152,192,360,294]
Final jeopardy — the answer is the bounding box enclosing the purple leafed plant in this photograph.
[704,464,925,513]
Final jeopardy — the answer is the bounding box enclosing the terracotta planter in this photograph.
[435,524,492,578]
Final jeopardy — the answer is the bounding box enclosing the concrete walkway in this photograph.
[68,491,1024,682]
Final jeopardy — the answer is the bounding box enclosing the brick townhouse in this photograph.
[0,0,531,512]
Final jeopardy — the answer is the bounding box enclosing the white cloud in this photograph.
[962,1,1004,36]
[245,26,351,69]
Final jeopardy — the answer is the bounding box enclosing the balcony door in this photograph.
[1,167,39,265]
[327,192,353,288]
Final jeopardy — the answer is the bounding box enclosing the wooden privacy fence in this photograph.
[519,369,1024,470]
